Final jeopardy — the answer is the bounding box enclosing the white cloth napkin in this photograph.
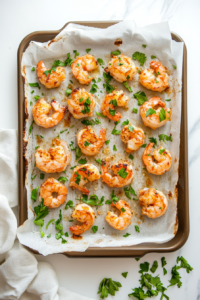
[0,194,17,254]
[0,129,18,207]
[0,240,38,299]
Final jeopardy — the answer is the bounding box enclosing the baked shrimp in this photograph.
[143,143,172,175]
[121,124,145,153]
[69,203,95,236]
[37,61,65,89]
[77,126,106,156]
[106,200,132,230]
[101,161,133,188]
[39,178,68,208]
[67,88,96,119]
[139,60,169,92]
[105,54,136,83]
[71,55,98,84]
[32,98,67,128]
[100,90,129,121]
[69,164,100,195]
[139,188,168,219]
[35,139,71,173]
[140,97,171,130]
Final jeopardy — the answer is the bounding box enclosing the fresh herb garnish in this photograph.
[65,200,74,210]
[117,167,128,178]
[66,89,72,96]
[132,52,147,66]
[58,176,68,184]
[80,194,105,206]
[46,219,55,230]
[98,278,122,299]
[133,91,147,105]
[40,173,45,180]
[122,272,128,278]
[92,225,98,233]
[76,147,81,160]
[151,55,157,59]
[173,65,177,69]
[29,120,34,135]
[90,83,98,94]
[29,82,40,89]
[95,158,102,165]
[149,137,157,146]
[121,119,129,126]
[159,134,173,143]
[123,81,133,92]
[135,225,140,233]
[129,154,134,160]
[159,108,166,122]
[123,233,131,237]
[111,49,121,56]
[78,158,87,164]
[86,48,91,53]
[132,108,138,113]
[150,261,158,273]
[146,108,156,117]
[105,140,110,145]
[31,186,39,202]
[81,97,91,114]
[124,186,137,199]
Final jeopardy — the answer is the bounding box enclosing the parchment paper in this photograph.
[17,21,183,255]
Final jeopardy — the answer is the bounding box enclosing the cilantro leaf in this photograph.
[135,225,140,233]
[31,186,39,202]
[123,233,131,237]
[161,257,167,267]
[97,58,105,65]
[150,261,158,273]
[90,83,98,94]
[111,50,121,56]
[133,91,147,105]
[76,147,81,160]
[139,262,149,273]
[149,137,157,146]
[92,225,98,233]
[123,81,133,92]
[146,108,156,117]
[117,167,128,178]
[29,82,40,89]
[86,48,91,53]
[159,108,166,122]
[132,108,138,113]
[132,52,147,66]
[129,154,134,160]
[46,219,55,229]
[58,176,68,184]
[66,89,72,96]
[81,194,105,206]
[121,119,129,126]
[78,158,87,164]
[122,272,128,278]
[159,134,173,143]
[65,200,74,210]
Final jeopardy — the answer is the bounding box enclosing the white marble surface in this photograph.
[0,0,199,299]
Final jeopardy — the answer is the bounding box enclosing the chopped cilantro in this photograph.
[117,167,128,178]
[132,52,147,66]
[111,49,121,56]
[92,225,98,233]
[135,225,140,233]
[133,91,147,105]
[159,108,166,122]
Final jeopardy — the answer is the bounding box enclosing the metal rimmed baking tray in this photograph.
[18,21,188,257]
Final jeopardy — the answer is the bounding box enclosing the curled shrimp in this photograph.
[140,97,171,130]
[71,55,98,84]
[77,126,106,156]
[101,161,133,188]
[67,88,96,119]
[121,124,145,153]
[37,61,65,89]
[32,98,67,128]
[69,203,95,236]
[105,200,132,230]
[69,164,100,195]
[100,90,129,121]
[139,60,169,92]
[105,54,136,83]
[139,188,168,219]
[35,139,71,173]
[143,143,172,175]
[39,178,68,208]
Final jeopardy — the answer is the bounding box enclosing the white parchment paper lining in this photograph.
[17,21,183,255]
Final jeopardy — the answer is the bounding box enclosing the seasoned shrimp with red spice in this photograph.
[35,139,71,173]
[67,88,96,119]
[139,188,168,219]
[101,90,129,121]
[69,203,95,236]
[37,61,65,89]
[39,178,68,208]
[120,124,145,153]
[140,97,171,130]
[106,200,132,230]
[139,61,169,92]
[69,164,100,195]
[71,55,98,84]
[32,98,67,128]
[142,143,172,175]
[77,126,106,156]
[101,161,133,188]
[105,54,136,83]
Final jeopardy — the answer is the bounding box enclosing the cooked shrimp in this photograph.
[69,203,95,236]
[101,161,133,188]
[39,178,68,208]
[105,54,136,83]
[35,139,71,173]
[139,60,169,92]
[32,98,67,128]
[139,188,168,219]
[101,90,129,121]
[77,127,106,156]
[143,143,172,175]
[69,164,100,195]
[140,97,171,130]
[67,88,96,119]
[106,200,132,230]
[71,55,98,84]
[37,61,65,89]
[121,124,145,153]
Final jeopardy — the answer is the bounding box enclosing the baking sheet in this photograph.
[17,20,183,256]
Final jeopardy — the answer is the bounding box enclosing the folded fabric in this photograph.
[0,240,38,299]
[0,129,18,207]
[27,262,59,300]
[19,292,40,300]
[0,194,17,254]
